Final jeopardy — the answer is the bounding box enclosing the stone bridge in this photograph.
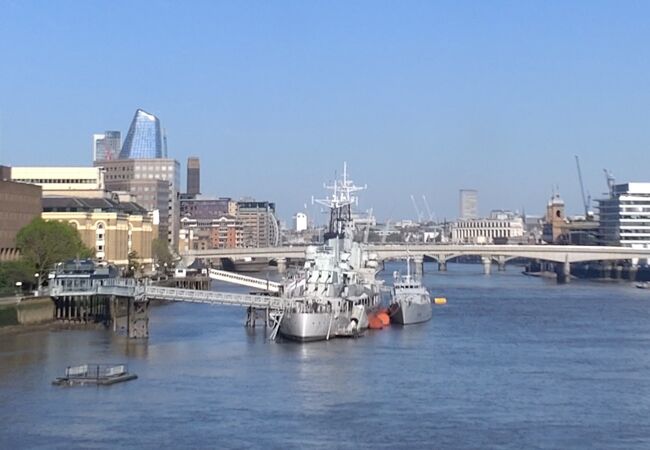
[183,244,650,281]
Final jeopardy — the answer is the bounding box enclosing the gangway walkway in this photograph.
[144,285,290,309]
[49,278,293,310]
[207,268,281,293]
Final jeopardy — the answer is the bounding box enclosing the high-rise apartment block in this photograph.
[186,157,200,195]
[459,189,478,219]
[236,200,279,247]
[93,131,121,162]
[119,109,166,159]
[96,159,180,249]
[598,183,650,248]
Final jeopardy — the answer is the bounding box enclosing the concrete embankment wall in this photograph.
[0,297,54,327]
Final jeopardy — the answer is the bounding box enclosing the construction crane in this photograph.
[422,195,435,222]
[410,195,423,223]
[603,169,615,196]
[574,155,591,218]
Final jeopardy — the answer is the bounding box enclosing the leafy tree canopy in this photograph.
[152,238,173,268]
[16,218,93,277]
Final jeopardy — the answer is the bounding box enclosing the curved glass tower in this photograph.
[119,109,164,159]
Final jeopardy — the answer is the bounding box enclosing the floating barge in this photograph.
[52,364,137,386]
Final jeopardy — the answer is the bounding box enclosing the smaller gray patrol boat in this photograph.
[388,259,432,325]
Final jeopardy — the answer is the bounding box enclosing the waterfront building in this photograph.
[295,212,308,232]
[42,197,155,267]
[96,159,180,249]
[179,216,243,252]
[0,179,42,261]
[119,109,166,159]
[93,131,121,162]
[451,210,524,244]
[186,157,200,196]
[236,200,280,247]
[597,182,650,248]
[459,189,478,219]
[10,166,108,198]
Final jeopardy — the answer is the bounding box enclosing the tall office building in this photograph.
[459,189,478,219]
[187,157,200,195]
[598,183,650,248]
[97,159,180,249]
[93,131,121,162]
[119,109,165,159]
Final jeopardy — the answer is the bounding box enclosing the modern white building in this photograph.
[598,182,650,248]
[451,211,525,244]
[295,212,308,232]
[11,166,107,197]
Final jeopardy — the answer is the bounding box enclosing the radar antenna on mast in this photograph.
[313,162,366,239]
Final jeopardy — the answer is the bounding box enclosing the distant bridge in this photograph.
[183,244,650,276]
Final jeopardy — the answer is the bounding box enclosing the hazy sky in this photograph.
[1,1,649,224]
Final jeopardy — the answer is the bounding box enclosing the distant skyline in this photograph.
[1,1,650,223]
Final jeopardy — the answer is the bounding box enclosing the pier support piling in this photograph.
[482,257,492,275]
[414,256,424,277]
[438,260,447,272]
[276,257,287,274]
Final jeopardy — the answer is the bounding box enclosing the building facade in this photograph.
[295,212,308,232]
[451,211,524,244]
[186,157,200,195]
[119,109,166,159]
[0,180,42,261]
[96,159,180,249]
[179,216,243,252]
[42,197,156,267]
[459,189,478,219]
[236,200,279,247]
[598,182,650,248]
[180,195,235,220]
[93,131,121,162]
[11,166,106,197]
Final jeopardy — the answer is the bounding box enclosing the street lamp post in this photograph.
[34,273,39,296]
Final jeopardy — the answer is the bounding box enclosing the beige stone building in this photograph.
[42,197,156,268]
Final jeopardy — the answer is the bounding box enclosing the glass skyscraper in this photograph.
[119,109,165,159]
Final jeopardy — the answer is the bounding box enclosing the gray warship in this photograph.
[388,259,432,325]
[275,163,384,341]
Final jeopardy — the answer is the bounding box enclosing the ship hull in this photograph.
[279,312,332,342]
[389,300,432,325]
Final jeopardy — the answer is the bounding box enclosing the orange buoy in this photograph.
[368,315,384,329]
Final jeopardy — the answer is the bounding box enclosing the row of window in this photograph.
[15,178,97,184]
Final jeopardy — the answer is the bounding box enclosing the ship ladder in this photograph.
[269,310,284,341]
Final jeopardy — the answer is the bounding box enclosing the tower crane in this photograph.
[410,195,423,223]
[422,195,435,222]
[603,169,615,196]
[574,155,591,218]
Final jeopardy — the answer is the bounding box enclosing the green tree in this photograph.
[152,238,173,270]
[0,260,37,295]
[16,218,93,284]
[126,250,141,278]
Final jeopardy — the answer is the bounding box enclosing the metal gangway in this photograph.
[143,285,291,310]
[49,277,293,310]
[208,268,281,293]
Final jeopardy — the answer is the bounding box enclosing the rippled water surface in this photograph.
[2,263,650,449]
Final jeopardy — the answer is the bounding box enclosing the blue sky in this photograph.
[1,1,649,223]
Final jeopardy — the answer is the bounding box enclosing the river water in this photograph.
[2,262,650,449]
